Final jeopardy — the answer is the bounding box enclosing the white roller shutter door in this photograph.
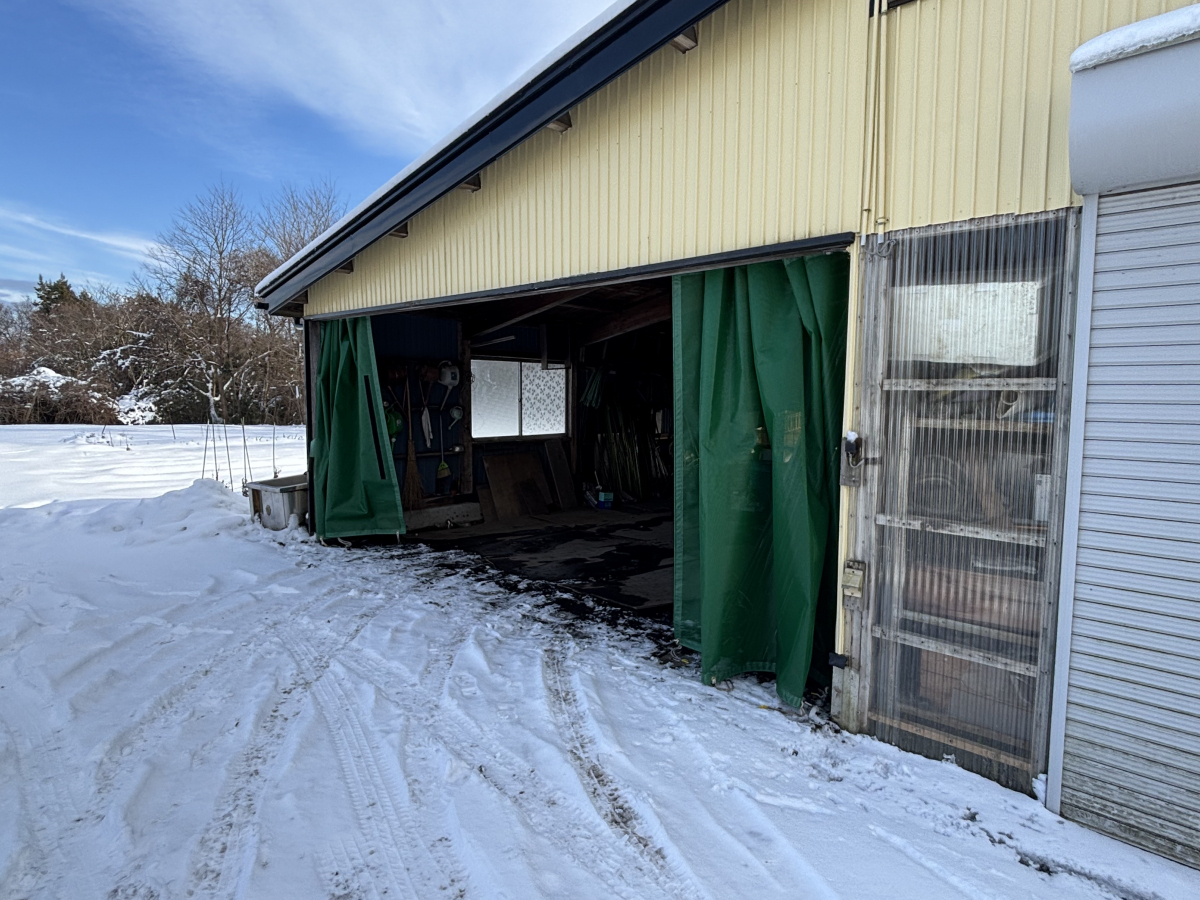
[1058,181,1200,868]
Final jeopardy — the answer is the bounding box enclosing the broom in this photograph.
[402,379,426,510]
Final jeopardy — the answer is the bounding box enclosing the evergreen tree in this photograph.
[34,274,88,313]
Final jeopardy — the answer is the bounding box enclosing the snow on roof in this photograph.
[1070,3,1200,72]
[255,0,638,299]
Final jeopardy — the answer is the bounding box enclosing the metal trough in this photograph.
[247,474,308,531]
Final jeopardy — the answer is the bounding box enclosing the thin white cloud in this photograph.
[0,203,156,293]
[75,0,619,156]
[0,206,155,262]
[0,278,37,305]
[0,242,56,266]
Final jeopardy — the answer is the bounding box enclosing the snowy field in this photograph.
[0,424,307,508]
[1,426,1198,899]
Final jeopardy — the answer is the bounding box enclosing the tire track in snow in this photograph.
[90,583,345,815]
[284,634,462,900]
[3,603,268,898]
[869,825,1003,900]
[182,666,304,898]
[586,665,845,900]
[542,642,705,900]
[181,603,383,898]
[331,631,677,900]
[102,582,380,899]
[364,624,480,899]
[317,838,384,900]
[0,693,107,900]
[99,553,418,896]
[0,721,56,899]
[297,614,478,897]
[5,717,158,900]
[93,583,384,819]
[92,635,264,808]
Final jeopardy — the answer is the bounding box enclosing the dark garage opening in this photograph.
[368,278,676,614]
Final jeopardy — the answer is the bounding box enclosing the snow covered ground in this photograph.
[0,424,307,508]
[1,426,1198,899]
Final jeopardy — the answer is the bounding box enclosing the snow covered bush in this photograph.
[0,366,118,425]
[115,388,158,425]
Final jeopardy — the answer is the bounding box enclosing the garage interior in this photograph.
[306,250,850,706]
[368,278,676,614]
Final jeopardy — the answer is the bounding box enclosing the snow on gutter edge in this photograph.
[1070,3,1200,72]
[254,0,640,300]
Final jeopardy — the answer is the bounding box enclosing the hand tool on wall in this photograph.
[403,379,426,509]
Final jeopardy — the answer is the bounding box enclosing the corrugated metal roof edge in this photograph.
[259,0,731,314]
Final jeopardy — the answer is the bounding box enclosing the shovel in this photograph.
[402,379,426,510]
[436,411,451,485]
[419,380,433,449]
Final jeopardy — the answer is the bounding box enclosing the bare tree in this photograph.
[1,180,344,426]
[141,183,263,422]
[251,180,346,425]
[0,302,32,378]
[258,178,345,263]
[145,183,260,319]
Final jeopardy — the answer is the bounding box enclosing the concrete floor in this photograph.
[409,505,673,614]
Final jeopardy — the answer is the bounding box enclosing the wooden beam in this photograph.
[471,288,593,338]
[545,112,572,133]
[670,26,698,53]
[458,173,482,192]
[580,294,671,345]
[558,300,615,312]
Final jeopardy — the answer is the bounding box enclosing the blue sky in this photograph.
[0,0,614,303]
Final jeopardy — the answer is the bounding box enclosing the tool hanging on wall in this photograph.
[419,380,434,449]
[435,362,459,412]
[402,378,426,509]
[436,411,451,483]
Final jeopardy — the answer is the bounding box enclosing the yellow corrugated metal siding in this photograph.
[306,0,867,317]
[306,0,1196,317]
[876,0,1197,231]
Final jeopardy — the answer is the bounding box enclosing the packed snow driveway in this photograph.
[1,436,1198,899]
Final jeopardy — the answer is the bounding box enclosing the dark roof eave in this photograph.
[300,232,858,321]
[263,0,731,314]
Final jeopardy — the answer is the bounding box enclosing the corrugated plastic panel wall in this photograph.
[877,0,1197,233]
[856,209,1079,791]
[306,0,866,317]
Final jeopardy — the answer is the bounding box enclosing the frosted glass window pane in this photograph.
[521,364,566,435]
[471,360,520,437]
[891,282,1045,366]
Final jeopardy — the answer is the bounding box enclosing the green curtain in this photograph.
[673,254,849,707]
[310,317,406,540]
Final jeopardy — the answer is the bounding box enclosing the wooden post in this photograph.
[459,320,474,494]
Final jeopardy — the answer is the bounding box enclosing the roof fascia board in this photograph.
[301,232,857,321]
[265,0,730,313]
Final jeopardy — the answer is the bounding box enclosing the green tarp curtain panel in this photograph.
[673,253,849,707]
[310,316,406,540]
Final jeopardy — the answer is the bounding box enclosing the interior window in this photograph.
[471,359,567,437]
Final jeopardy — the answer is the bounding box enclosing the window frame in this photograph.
[470,357,570,441]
